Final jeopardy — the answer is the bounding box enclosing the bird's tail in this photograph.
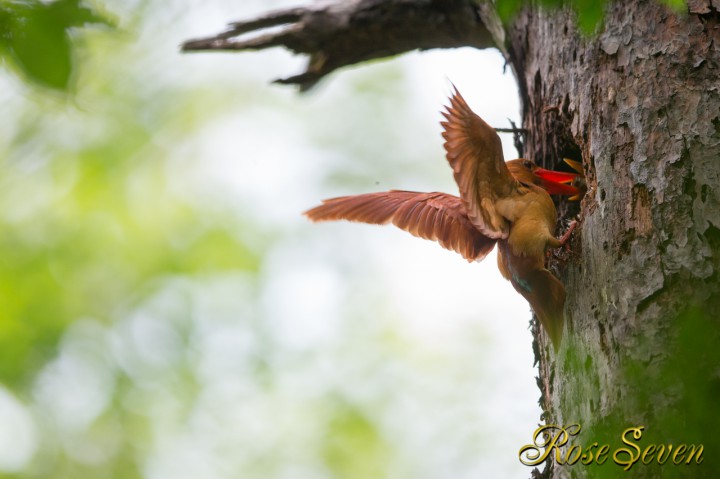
[518,269,566,351]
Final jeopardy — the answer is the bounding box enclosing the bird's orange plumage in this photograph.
[304,87,579,350]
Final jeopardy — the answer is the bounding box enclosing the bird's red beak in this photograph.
[533,167,581,196]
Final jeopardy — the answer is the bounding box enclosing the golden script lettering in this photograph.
[519,425,703,469]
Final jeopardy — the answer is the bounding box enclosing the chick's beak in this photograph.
[561,158,587,200]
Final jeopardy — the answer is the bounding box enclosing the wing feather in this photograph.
[304,190,496,262]
[441,86,518,239]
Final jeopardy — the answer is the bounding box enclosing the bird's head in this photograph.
[507,159,581,197]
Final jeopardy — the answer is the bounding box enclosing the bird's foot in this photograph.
[558,220,578,249]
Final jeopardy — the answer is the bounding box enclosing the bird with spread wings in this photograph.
[305,87,580,350]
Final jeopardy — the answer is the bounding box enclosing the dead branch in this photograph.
[181,0,495,91]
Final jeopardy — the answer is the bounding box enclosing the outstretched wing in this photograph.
[304,190,497,262]
[441,86,518,239]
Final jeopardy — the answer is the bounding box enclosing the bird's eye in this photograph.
[523,160,533,169]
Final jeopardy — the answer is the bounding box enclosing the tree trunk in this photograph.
[508,2,720,477]
[184,1,720,476]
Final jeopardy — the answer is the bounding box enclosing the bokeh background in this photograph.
[0,0,542,477]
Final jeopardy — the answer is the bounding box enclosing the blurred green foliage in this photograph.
[322,400,391,479]
[0,7,263,387]
[0,0,111,90]
[494,0,688,34]
[0,0,276,471]
[0,1,500,476]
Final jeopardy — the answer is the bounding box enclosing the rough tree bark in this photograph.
[508,2,720,478]
[184,1,720,477]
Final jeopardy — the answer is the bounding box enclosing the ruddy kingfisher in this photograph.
[305,87,580,350]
